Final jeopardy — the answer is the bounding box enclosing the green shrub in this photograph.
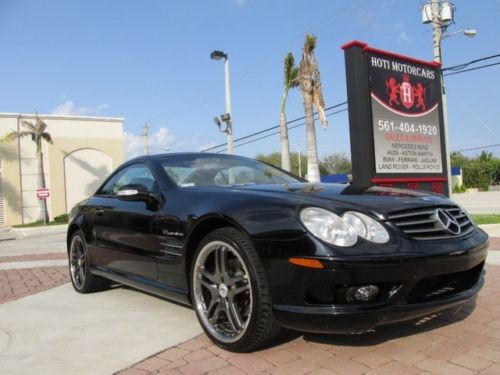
[54,213,69,223]
[452,184,467,194]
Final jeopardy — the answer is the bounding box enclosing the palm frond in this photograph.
[284,53,295,84]
[41,132,53,144]
[1,130,32,142]
[1,131,20,142]
[36,118,48,133]
[289,67,299,88]
[313,93,328,129]
[304,34,317,54]
[21,120,37,133]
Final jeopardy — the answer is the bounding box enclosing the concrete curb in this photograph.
[10,224,68,239]
[479,224,500,237]
[0,227,16,241]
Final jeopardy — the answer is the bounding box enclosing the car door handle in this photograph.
[95,208,104,216]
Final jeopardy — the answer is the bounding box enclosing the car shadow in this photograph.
[112,284,196,310]
[109,283,477,350]
[272,299,477,348]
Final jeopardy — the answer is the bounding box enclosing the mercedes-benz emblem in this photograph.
[435,209,461,235]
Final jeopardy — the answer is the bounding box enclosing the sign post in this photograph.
[342,41,449,196]
[36,188,50,224]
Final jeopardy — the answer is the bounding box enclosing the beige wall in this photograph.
[0,115,22,226]
[51,138,123,216]
[0,113,124,225]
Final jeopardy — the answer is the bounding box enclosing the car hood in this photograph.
[231,183,455,217]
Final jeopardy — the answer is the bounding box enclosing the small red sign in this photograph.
[37,188,50,199]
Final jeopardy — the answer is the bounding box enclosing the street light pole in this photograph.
[211,50,234,154]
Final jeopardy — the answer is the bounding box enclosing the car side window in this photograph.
[99,164,158,196]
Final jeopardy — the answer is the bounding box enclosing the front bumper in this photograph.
[257,230,488,334]
[273,273,483,333]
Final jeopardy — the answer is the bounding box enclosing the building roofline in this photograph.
[0,112,125,123]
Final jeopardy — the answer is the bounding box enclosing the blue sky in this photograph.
[1,0,499,159]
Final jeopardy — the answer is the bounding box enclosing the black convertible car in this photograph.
[67,153,488,352]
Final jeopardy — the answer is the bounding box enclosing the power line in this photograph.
[213,107,348,153]
[454,144,500,153]
[201,54,496,153]
[444,62,500,76]
[234,108,348,151]
[442,53,500,71]
[201,101,347,152]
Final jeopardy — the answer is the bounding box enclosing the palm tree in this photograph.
[279,53,299,172]
[297,34,328,183]
[2,115,53,222]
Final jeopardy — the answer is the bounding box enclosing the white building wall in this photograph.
[0,113,124,225]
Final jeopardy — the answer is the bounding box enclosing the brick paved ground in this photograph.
[0,266,69,304]
[489,237,500,249]
[1,249,499,374]
[0,252,67,263]
[117,264,500,375]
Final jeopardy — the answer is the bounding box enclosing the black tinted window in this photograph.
[160,155,300,188]
[99,164,157,195]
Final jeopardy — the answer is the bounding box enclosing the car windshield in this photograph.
[160,154,302,187]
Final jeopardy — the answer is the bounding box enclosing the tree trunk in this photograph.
[279,111,291,172]
[303,92,321,182]
[37,150,49,223]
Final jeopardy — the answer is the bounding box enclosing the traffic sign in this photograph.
[37,188,50,199]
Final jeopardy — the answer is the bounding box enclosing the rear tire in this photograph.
[69,230,110,293]
[190,227,280,352]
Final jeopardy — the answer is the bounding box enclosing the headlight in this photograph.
[300,207,390,247]
[300,207,358,247]
[343,211,390,244]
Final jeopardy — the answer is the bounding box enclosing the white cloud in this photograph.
[397,31,411,44]
[124,126,176,159]
[52,101,109,116]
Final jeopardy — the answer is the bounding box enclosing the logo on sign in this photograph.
[400,75,414,109]
[385,74,426,112]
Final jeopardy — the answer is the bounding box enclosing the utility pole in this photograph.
[431,0,442,63]
[422,1,476,196]
[427,0,452,196]
[143,122,150,155]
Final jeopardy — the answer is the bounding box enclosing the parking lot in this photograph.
[1,222,500,374]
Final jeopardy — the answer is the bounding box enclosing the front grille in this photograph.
[388,206,474,240]
[406,262,484,304]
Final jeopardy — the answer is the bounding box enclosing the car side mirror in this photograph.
[117,184,161,211]
[117,184,152,201]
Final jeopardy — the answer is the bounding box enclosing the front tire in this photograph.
[69,230,110,293]
[191,227,280,352]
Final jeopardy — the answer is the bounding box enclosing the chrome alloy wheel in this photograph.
[193,240,252,343]
[69,235,87,290]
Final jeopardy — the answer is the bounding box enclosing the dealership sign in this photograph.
[342,41,448,196]
[368,53,442,174]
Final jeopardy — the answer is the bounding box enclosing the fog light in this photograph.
[348,285,379,302]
